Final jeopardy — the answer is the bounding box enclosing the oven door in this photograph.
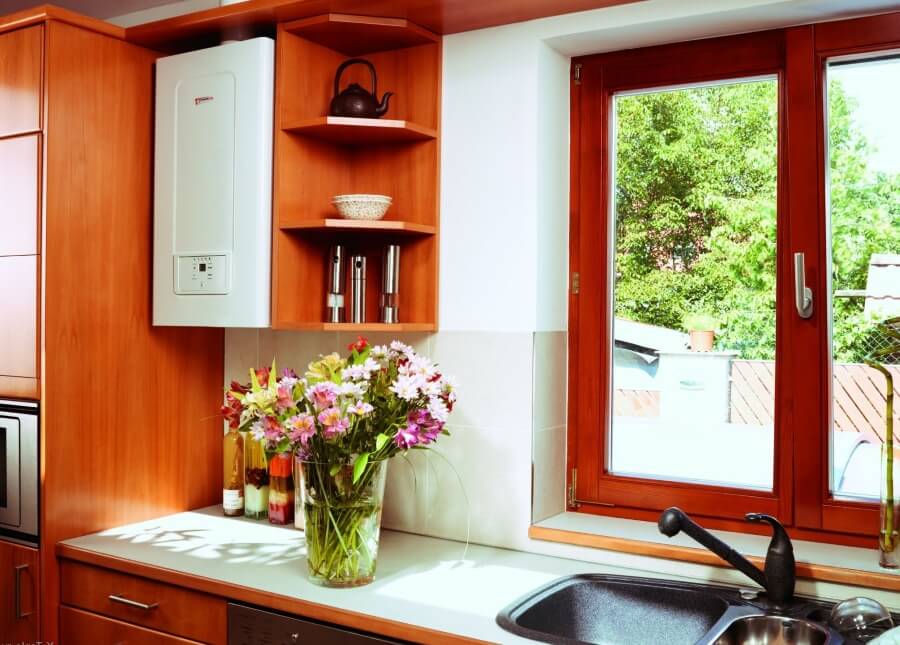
[0,400,38,541]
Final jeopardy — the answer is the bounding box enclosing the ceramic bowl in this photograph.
[331,194,393,221]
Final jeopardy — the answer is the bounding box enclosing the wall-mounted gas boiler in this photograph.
[153,38,274,327]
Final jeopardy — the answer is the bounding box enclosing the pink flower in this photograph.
[276,383,295,411]
[287,414,316,445]
[349,400,374,417]
[307,382,339,410]
[318,407,350,439]
[262,415,283,442]
[393,422,421,450]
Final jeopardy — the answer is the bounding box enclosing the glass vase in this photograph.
[244,438,269,520]
[881,443,900,568]
[298,459,388,587]
[293,454,305,531]
[268,452,294,525]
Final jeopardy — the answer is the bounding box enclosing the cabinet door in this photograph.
[0,256,38,379]
[0,134,40,256]
[0,26,42,138]
[0,540,39,643]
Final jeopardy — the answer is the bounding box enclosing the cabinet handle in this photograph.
[15,564,31,618]
[109,594,159,611]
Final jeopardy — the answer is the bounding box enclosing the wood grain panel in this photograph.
[0,134,40,255]
[61,560,226,644]
[0,255,38,379]
[0,541,39,644]
[529,524,900,592]
[125,0,642,50]
[0,25,42,138]
[60,607,203,645]
[0,5,125,39]
[283,13,439,56]
[41,22,224,643]
[58,547,492,645]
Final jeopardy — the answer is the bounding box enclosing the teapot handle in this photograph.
[333,58,377,98]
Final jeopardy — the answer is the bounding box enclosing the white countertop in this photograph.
[59,506,656,644]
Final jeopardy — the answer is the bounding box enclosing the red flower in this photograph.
[221,393,243,429]
[347,335,369,353]
[229,380,249,394]
[254,367,271,388]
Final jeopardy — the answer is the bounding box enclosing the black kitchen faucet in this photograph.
[659,507,796,608]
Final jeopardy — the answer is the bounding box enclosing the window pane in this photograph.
[609,78,778,491]
[828,57,900,501]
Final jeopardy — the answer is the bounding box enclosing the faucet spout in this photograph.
[746,513,795,606]
[658,507,767,589]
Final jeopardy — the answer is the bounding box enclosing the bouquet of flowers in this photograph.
[222,337,457,585]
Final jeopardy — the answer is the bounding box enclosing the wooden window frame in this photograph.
[567,11,900,547]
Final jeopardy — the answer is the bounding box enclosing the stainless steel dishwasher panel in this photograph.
[228,602,403,645]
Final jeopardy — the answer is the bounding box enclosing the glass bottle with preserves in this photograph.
[244,437,269,520]
[223,428,245,517]
[268,452,294,525]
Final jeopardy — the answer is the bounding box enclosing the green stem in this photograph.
[869,362,895,553]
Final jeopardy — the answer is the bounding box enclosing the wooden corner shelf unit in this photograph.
[272,14,441,332]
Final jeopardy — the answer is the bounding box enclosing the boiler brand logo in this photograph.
[194,96,214,105]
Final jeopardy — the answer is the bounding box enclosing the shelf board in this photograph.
[282,14,439,56]
[276,322,437,332]
[281,218,436,235]
[282,116,437,144]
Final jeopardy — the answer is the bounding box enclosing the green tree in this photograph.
[613,77,900,362]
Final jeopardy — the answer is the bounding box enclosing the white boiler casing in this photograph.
[153,37,274,327]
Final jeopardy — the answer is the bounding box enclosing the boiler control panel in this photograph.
[175,254,229,294]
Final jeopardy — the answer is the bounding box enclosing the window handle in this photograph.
[794,252,814,319]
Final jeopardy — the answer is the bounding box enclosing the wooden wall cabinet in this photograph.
[0,29,41,398]
[0,10,225,644]
[272,15,441,331]
[0,541,39,643]
[0,25,42,137]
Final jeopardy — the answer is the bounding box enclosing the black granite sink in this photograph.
[496,574,848,645]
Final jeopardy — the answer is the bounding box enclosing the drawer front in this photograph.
[0,26,42,138]
[60,561,227,644]
[0,255,38,379]
[0,134,40,255]
[61,606,202,645]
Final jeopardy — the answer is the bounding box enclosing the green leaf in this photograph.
[329,463,341,476]
[353,452,369,484]
[375,433,389,451]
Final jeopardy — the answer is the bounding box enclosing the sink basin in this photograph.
[497,574,730,645]
[712,615,829,645]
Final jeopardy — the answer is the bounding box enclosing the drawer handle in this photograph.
[109,594,159,611]
[15,564,31,619]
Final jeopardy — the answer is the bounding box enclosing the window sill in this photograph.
[530,512,900,592]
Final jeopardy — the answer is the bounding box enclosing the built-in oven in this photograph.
[0,399,38,545]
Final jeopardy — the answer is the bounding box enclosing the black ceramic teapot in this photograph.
[329,58,393,119]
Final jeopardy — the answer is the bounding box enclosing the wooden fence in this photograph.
[614,360,900,441]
